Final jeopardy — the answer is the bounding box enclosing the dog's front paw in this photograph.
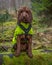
[28,52,33,58]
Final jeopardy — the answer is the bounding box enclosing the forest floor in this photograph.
[0,49,52,65]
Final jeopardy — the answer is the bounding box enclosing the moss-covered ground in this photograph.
[0,49,52,65]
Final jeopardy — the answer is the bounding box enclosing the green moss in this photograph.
[2,50,52,65]
[3,53,30,65]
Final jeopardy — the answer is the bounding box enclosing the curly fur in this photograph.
[17,6,33,23]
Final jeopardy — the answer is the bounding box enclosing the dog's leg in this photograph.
[14,36,21,56]
[27,35,33,58]
[20,35,26,51]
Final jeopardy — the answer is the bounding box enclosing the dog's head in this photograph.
[17,7,33,23]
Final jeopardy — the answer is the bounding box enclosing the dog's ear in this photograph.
[28,10,33,23]
[17,7,25,22]
[25,8,33,23]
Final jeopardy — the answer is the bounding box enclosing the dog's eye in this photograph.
[26,11,28,13]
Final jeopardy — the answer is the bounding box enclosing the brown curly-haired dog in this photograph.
[13,6,33,58]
